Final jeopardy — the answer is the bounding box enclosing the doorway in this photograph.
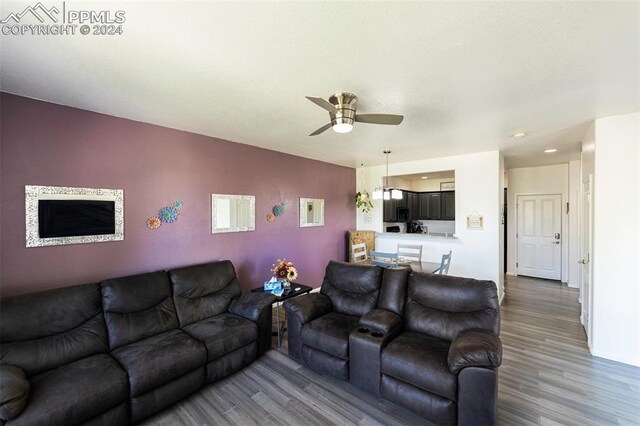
[516,194,562,280]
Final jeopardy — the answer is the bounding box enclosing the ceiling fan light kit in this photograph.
[306,92,404,136]
[332,123,353,133]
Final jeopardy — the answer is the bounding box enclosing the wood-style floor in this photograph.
[497,275,640,425]
[142,275,640,425]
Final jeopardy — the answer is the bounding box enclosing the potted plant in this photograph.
[354,190,373,213]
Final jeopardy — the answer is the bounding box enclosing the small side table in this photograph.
[251,283,313,348]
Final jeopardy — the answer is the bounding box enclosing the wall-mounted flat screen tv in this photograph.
[25,185,124,247]
[38,200,116,238]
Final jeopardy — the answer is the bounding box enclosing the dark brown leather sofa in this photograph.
[0,260,274,425]
[284,261,502,426]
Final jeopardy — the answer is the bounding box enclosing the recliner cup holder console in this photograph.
[357,327,384,338]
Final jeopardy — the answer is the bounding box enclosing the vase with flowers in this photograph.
[271,258,298,289]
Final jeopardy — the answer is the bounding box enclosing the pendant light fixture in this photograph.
[372,150,403,200]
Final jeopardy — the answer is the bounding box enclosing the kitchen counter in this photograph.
[377,232,457,239]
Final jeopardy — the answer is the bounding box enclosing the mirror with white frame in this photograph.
[211,194,255,233]
[299,198,324,227]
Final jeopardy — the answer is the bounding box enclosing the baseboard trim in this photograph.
[590,348,640,368]
[506,272,517,277]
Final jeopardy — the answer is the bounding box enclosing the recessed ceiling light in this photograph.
[511,131,528,139]
[544,148,557,153]
[421,176,428,179]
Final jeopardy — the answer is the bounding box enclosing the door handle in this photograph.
[578,259,586,264]
[552,241,560,244]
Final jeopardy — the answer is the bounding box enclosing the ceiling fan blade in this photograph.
[306,96,338,114]
[355,114,404,125]
[309,123,333,136]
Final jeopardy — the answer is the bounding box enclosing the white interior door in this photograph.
[580,176,593,342]
[517,194,562,280]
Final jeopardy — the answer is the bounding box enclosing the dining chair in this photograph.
[397,244,423,263]
[438,250,452,275]
[369,251,398,268]
[351,243,368,263]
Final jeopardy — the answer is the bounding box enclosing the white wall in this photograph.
[357,151,503,300]
[591,111,640,367]
[410,177,455,192]
[568,160,582,289]
[506,164,570,283]
[499,153,505,285]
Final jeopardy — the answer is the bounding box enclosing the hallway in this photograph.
[498,275,640,425]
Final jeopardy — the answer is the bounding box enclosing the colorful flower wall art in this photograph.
[147,201,184,230]
[267,202,285,222]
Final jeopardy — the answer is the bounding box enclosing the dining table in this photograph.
[363,258,441,273]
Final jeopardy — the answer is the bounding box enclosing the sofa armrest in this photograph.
[229,292,276,322]
[359,309,402,333]
[448,330,502,374]
[0,365,30,421]
[283,293,332,325]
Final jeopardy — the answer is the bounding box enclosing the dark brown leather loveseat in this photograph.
[284,261,502,426]
[0,260,274,425]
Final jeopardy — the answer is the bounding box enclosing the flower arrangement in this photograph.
[355,190,373,213]
[271,258,298,282]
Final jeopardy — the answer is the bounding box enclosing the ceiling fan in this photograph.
[306,92,404,136]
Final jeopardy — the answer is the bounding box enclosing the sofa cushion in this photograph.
[320,261,383,316]
[0,283,108,376]
[101,271,179,350]
[378,268,411,315]
[169,260,241,327]
[381,331,457,401]
[111,329,206,397]
[405,273,500,342]
[183,313,258,361]
[0,365,29,421]
[301,312,360,359]
[6,354,128,426]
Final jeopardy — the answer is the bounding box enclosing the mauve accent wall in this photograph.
[0,93,355,298]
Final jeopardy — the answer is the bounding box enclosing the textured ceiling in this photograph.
[1,1,638,168]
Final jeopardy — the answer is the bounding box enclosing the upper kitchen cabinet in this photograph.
[427,192,442,220]
[442,191,455,220]
[419,192,446,220]
[418,193,437,219]
[408,192,420,220]
[383,198,396,222]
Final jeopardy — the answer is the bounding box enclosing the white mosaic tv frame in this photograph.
[25,185,124,247]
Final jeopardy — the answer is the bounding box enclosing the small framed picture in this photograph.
[440,181,455,191]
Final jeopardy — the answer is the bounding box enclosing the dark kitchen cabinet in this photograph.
[419,192,442,220]
[419,193,430,219]
[427,192,442,220]
[390,190,455,222]
[442,191,455,220]
[383,198,396,222]
[408,192,420,220]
